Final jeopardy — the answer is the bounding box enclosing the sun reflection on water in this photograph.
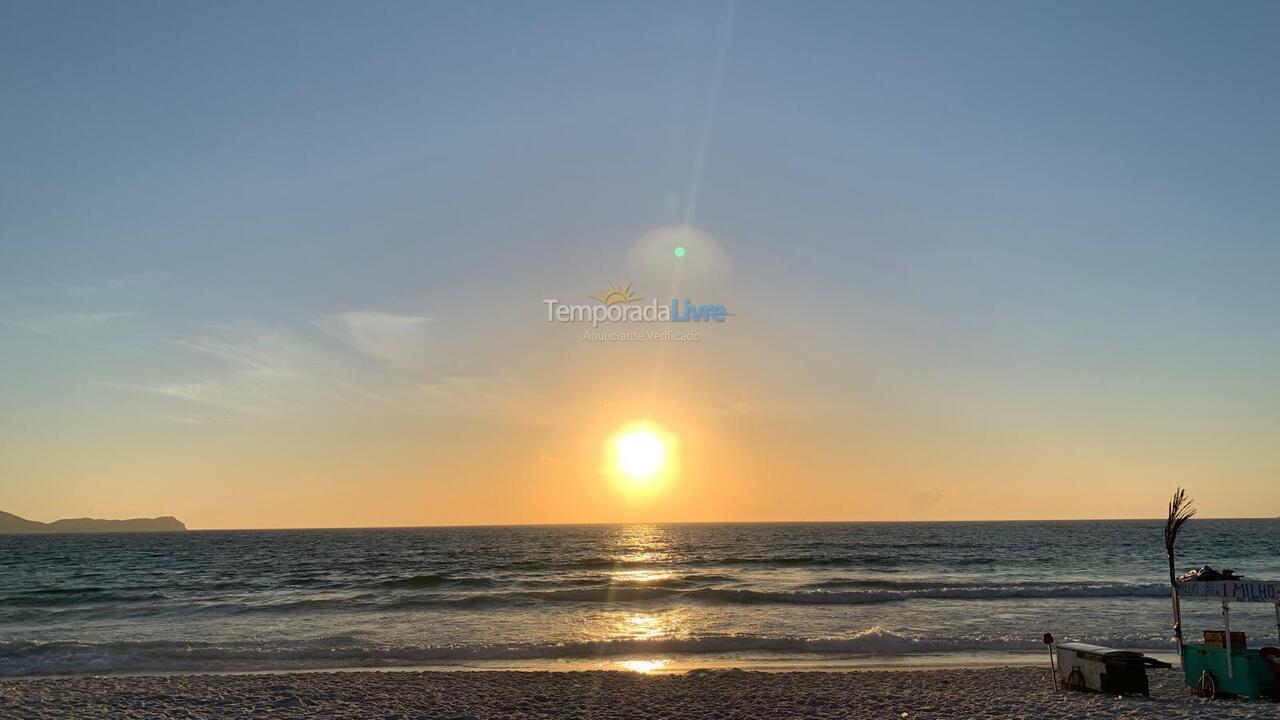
[612,569,672,583]
[616,658,670,674]
[595,608,689,644]
[624,614,664,638]
[609,525,673,566]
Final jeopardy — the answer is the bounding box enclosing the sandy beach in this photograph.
[1,666,1274,719]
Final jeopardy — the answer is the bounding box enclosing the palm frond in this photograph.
[1164,487,1196,554]
[1163,487,1195,656]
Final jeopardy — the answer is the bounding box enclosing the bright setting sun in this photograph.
[606,423,675,491]
[617,429,665,479]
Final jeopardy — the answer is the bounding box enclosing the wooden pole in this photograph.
[1048,646,1057,690]
[1222,597,1233,680]
[1042,633,1057,690]
[1169,579,1183,658]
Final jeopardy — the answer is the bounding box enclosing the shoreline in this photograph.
[1,665,1270,719]
[0,650,1182,682]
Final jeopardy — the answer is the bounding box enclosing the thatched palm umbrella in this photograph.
[1164,487,1196,657]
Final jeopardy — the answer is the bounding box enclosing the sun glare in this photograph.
[616,659,669,674]
[617,429,665,480]
[606,422,676,493]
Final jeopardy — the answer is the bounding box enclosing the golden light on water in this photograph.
[624,614,664,638]
[605,422,677,495]
[612,569,672,584]
[616,659,669,674]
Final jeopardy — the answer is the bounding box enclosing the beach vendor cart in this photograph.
[1053,642,1169,696]
[1174,579,1280,700]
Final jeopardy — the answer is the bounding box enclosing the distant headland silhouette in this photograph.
[0,510,186,534]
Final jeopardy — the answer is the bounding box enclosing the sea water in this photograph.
[2,520,1278,677]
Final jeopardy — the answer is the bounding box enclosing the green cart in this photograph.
[1175,580,1280,700]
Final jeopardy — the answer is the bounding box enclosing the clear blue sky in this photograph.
[2,1,1277,526]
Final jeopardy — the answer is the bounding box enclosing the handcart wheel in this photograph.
[1195,670,1216,700]
[1066,668,1086,692]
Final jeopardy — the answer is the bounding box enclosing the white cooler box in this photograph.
[1056,642,1168,696]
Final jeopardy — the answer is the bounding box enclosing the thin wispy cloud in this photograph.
[105,313,439,420]
[46,304,494,423]
[176,321,324,383]
[155,321,350,417]
[101,322,345,418]
[102,376,306,420]
[152,380,305,418]
[313,311,435,369]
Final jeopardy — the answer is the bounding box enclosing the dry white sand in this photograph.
[0,666,1274,719]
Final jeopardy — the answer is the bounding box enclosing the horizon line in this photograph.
[180,515,1280,532]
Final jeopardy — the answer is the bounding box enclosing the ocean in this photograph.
[2,520,1278,677]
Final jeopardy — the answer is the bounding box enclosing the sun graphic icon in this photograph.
[591,281,641,305]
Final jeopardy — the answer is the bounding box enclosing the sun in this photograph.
[617,429,665,480]
[606,422,676,491]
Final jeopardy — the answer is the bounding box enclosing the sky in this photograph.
[1,1,1278,528]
